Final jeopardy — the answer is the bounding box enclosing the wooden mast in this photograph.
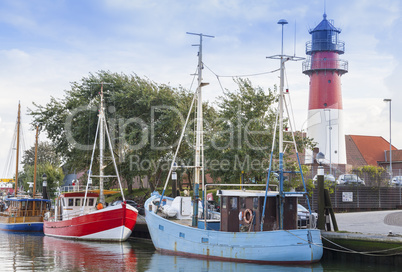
[14,102,21,197]
[33,126,39,199]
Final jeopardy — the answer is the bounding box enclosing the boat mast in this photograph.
[83,83,125,210]
[99,84,105,205]
[278,19,287,230]
[33,126,39,199]
[14,102,21,197]
[263,20,305,230]
[187,32,214,227]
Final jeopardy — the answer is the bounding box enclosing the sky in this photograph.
[0,0,401,177]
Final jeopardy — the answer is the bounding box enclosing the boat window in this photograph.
[230,197,237,210]
[88,198,94,206]
[75,199,81,206]
[21,201,26,208]
[240,197,246,209]
[68,199,74,206]
[253,197,258,209]
[222,197,227,209]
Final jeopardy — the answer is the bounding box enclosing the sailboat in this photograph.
[0,103,51,232]
[145,27,323,264]
[43,85,138,241]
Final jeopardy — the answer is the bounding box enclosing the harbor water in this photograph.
[0,231,398,272]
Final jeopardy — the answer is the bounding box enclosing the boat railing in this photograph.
[49,207,93,222]
[0,208,46,218]
[60,185,99,193]
[202,183,279,222]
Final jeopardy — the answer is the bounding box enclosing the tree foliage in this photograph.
[352,165,387,187]
[206,78,313,187]
[19,141,64,198]
[29,71,217,192]
[29,72,313,194]
[21,141,61,169]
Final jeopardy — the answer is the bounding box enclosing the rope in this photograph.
[203,62,280,95]
[282,229,402,257]
[203,62,280,78]
[284,68,297,134]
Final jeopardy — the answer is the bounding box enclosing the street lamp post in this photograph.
[316,152,325,230]
[384,99,392,178]
[324,105,332,176]
[42,174,48,200]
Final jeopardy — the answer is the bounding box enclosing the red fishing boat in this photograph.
[44,85,138,241]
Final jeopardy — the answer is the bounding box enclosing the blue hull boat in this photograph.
[0,222,44,232]
[146,28,323,264]
[145,194,323,264]
[0,198,51,232]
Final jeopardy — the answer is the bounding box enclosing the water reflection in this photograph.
[0,232,46,271]
[146,253,323,272]
[0,231,397,271]
[43,236,137,271]
[0,231,150,271]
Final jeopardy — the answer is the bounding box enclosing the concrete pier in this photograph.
[322,210,402,260]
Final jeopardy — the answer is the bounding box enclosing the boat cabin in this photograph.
[54,192,99,221]
[215,190,299,232]
[3,198,50,218]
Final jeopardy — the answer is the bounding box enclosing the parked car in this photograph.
[389,176,402,186]
[313,174,336,185]
[297,204,318,228]
[336,174,365,186]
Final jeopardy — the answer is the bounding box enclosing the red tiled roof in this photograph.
[348,135,397,166]
[383,150,402,163]
[345,135,366,167]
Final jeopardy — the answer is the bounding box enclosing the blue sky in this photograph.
[0,0,401,176]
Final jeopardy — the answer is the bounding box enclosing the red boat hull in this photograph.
[44,203,137,241]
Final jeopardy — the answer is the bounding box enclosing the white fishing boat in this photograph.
[145,27,323,264]
[44,85,138,241]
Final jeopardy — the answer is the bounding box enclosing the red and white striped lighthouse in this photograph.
[303,13,348,167]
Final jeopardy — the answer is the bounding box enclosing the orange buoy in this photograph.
[243,209,253,224]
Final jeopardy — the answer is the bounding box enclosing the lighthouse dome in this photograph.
[310,13,341,33]
[307,13,344,54]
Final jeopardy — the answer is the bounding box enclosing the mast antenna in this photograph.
[293,20,297,56]
[186,32,214,227]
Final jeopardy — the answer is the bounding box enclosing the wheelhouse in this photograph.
[216,189,299,232]
[54,192,99,221]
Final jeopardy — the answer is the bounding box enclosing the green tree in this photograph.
[19,141,64,198]
[206,78,314,188]
[29,71,217,193]
[353,165,387,187]
[19,163,64,198]
[21,142,60,168]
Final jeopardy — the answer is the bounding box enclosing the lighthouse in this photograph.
[303,13,348,169]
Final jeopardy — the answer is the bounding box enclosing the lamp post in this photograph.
[324,104,332,176]
[42,173,48,200]
[384,99,392,178]
[316,152,325,230]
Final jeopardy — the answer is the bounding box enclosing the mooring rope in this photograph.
[283,229,402,257]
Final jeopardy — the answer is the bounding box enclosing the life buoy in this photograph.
[243,209,253,224]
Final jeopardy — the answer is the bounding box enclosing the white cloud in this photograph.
[0,0,401,170]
